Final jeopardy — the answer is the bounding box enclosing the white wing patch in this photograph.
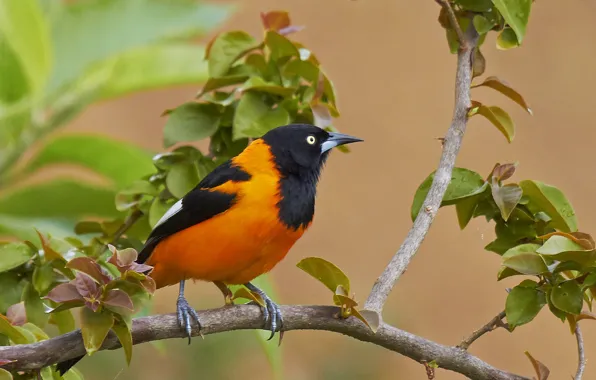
[154,199,183,228]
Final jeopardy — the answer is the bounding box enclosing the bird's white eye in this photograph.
[306,135,316,145]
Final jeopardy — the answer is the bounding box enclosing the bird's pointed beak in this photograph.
[321,132,363,153]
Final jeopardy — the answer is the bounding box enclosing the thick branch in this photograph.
[575,323,586,380]
[0,305,529,380]
[457,311,507,350]
[364,21,479,312]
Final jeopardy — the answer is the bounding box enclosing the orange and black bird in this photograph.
[57,124,362,375]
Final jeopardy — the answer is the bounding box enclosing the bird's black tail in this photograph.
[56,355,83,376]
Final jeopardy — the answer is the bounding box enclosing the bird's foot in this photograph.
[176,295,201,344]
[245,283,283,341]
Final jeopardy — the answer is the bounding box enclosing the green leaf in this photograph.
[33,263,56,295]
[519,180,577,233]
[455,0,493,12]
[296,257,350,293]
[470,103,515,143]
[0,0,52,94]
[80,308,114,355]
[208,31,258,77]
[551,281,583,315]
[0,36,29,103]
[0,368,12,380]
[0,242,34,273]
[536,235,596,265]
[49,308,76,334]
[411,168,486,221]
[23,134,154,189]
[21,322,49,341]
[0,273,26,314]
[496,27,519,50]
[472,76,532,115]
[49,0,231,91]
[492,0,532,42]
[241,76,296,97]
[455,190,485,229]
[0,315,27,344]
[472,15,496,34]
[503,243,542,258]
[502,253,548,275]
[95,44,210,100]
[506,285,546,327]
[265,31,300,60]
[198,75,248,96]
[112,319,133,365]
[22,282,48,327]
[148,198,173,228]
[0,180,118,219]
[166,162,200,199]
[492,183,523,221]
[233,92,290,139]
[163,103,221,148]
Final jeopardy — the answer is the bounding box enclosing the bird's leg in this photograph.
[176,280,201,344]
[213,281,234,306]
[244,282,283,340]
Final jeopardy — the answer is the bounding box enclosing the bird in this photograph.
[56,123,362,375]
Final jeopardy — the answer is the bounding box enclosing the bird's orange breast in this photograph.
[146,140,309,288]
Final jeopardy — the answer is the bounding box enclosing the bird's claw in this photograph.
[176,296,201,344]
[257,294,283,341]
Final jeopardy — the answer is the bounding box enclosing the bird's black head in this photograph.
[261,124,362,176]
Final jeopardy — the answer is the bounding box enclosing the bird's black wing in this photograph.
[137,160,251,263]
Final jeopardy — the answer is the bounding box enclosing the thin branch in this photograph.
[364,19,479,313]
[575,323,586,380]
[0,305,529,380]
[436,0,466,47]
[457,311,507,350]
[110,209,144,244]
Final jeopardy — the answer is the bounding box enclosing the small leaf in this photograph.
[503,253,548,275]
[520,180,577,233]
[233,92,290,140]
[166,161,200,198]
[260,11,290,31]
[0,368,13,380]
[265,30,299,60]
[208,31,258,77]
[21,322,49,341]
[296,257,350,293]
[411,168,486,221]
[524,351,550,380]
[0,242,34,273]
[6,302,26,326]
[506,285,546,327]
[103,289,134,315]
[491,183,523,221]
[232,287,265,307]
[492,0,532,42]
[472,15,496,34]
[491,162,518,182]
[455,0,493,12]
[22,283,48,327]
[66,257,111,284]
[49,308,76,334]
[496,27,519,50]
[0,315,28,344]
[472,77,532,115]
[32,263,56,295]
[112,319,133,365]
[241,76,296,97]
[80,308,114,355]
[35,230,66,262]
[455,192,483,229]
[198,75,248,96]
[472,102,515,143]
[74,272,100,300]
[45,283,83,303]
[351,309,380,333]
[163,103,221,148]
[536,235,596,265]
[551,281,583,315]
[149,198,172,228]
[472,48,485,79]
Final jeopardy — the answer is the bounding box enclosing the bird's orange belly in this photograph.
[146,206,305,288]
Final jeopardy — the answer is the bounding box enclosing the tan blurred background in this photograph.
[66,0,596,379]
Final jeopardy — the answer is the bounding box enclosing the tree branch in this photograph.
[457,311,508,350]
[0,305,529,380]
[364,17,479,313]
[575,323,586,380]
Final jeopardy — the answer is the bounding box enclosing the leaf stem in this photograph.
[457,311,508,350]
[575,323,586,380]
[436,0,466,48]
